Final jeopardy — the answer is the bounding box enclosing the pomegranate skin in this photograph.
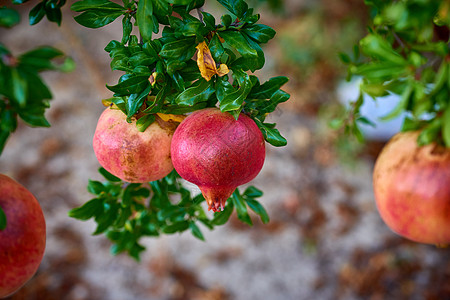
[0,174,46,298]
[171,108,265,212]
[93,108,174,183]
[373,131,450,245]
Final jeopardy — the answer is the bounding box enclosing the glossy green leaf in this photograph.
[0,7,20,28]
[71,0,124,11]
[87,180,106,194]
[165,0,194,4]
[107,75,150,96]
[122,15,132,44]
[29,3,46,25]
[137,0,153,42]
[248,76,289,99]
[74,10,123,28]
[159,37,196,61]
[219,31,257,59]
[254,118,287,147]
[243,24,276,44]
[126,85,151,121]
[216,0,248,18]
[45,6,63,26]
[218,70,253,112]
[175,79,214,106]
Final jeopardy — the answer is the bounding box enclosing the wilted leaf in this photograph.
[196,41,229,81]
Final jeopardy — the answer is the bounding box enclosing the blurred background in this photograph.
[1,0,450,299]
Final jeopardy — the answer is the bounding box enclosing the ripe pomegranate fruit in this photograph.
[93,108,179,183]
[171,108,265,212]
[373,130,450,245]
[0,174,46,298]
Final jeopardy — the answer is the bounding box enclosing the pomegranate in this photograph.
[0,174,46,298]
[373,130,450,245]
[171,108,265,212]
[93,108,178,183]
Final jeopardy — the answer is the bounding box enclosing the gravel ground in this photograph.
[1,1,450,300]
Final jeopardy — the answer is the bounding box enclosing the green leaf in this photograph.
[126,84,151,120]
[442,104,450,147]
[159,37,196,61]
[175,79,215,106]
[219,31,257,59]
[232,190,252,226]
[18,105,51,127]
[137,0,153,42]
[0,7,20,28]
[380,82,413,121]
[253,118,287,147]
[359,34,407,65]
[248,76,289,99]
[68,198,103,221]
[211,202,234,225]
[0,207,6,230]
[29,2,46,25]
[99,167,121,182]
[242,24,276,44]
[209,33,225,62]
[74,10,123,28]
[136,114,155,132]
[71,0,124,11]
[218,70,253,112]
[243,186,263,198]
[122,15,132,44]
[165,0,194,4]
[87,180,106,194]
[162,220,190,234]
[11,68,27,106]
[216,0,248,18]
[189,222,205,241]
[245,198,269,224]
[107,75,150,96]
[44,5,63,26]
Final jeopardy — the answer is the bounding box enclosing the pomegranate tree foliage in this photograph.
[337,0,450,147]
[68,0,288,260]
[2,0,288,259]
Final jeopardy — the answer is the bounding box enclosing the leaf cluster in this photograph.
[69,168,269,261]
[71,0,289,146]
[339,0,450,146]
[0,8,74,155]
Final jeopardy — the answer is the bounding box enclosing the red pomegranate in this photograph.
[171,108,266,212]
[93,108,177,183]
[373,131,450,245]
[0,174,46,298]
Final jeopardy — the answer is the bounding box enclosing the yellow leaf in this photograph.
[217,64,230,77]
[156,113,186,123]
[196,41,229,81]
